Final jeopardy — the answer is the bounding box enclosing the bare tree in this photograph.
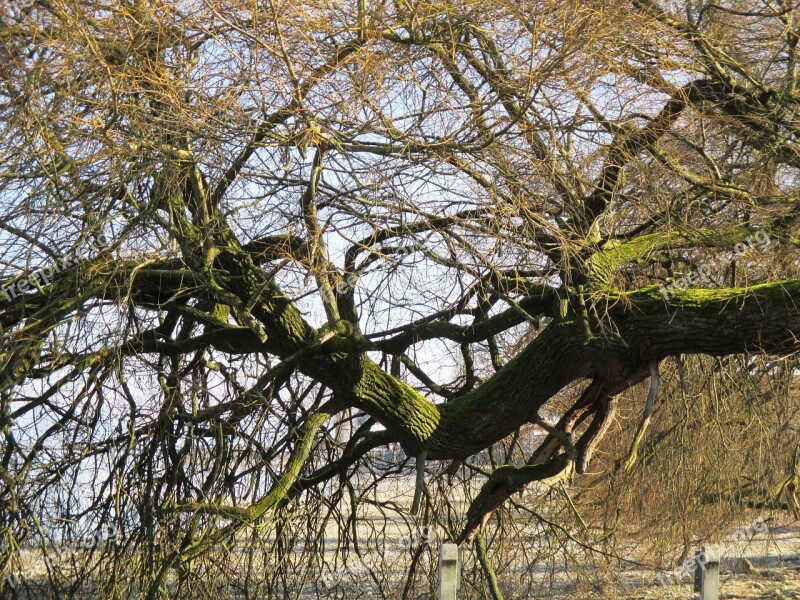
[1,0,799,597]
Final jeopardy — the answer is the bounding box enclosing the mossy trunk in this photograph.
[327,281,800,460]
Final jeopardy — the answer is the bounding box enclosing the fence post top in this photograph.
[702,545,721,563]
[440,543,459,562]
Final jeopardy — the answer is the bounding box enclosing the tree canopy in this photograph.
[1,0,799,597]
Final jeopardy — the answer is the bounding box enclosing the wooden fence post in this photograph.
[693,546,720,600]
[438,543,460,600]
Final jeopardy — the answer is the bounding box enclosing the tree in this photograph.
[0,0,798,597]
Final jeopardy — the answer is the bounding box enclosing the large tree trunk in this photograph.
[324,281,800,459]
